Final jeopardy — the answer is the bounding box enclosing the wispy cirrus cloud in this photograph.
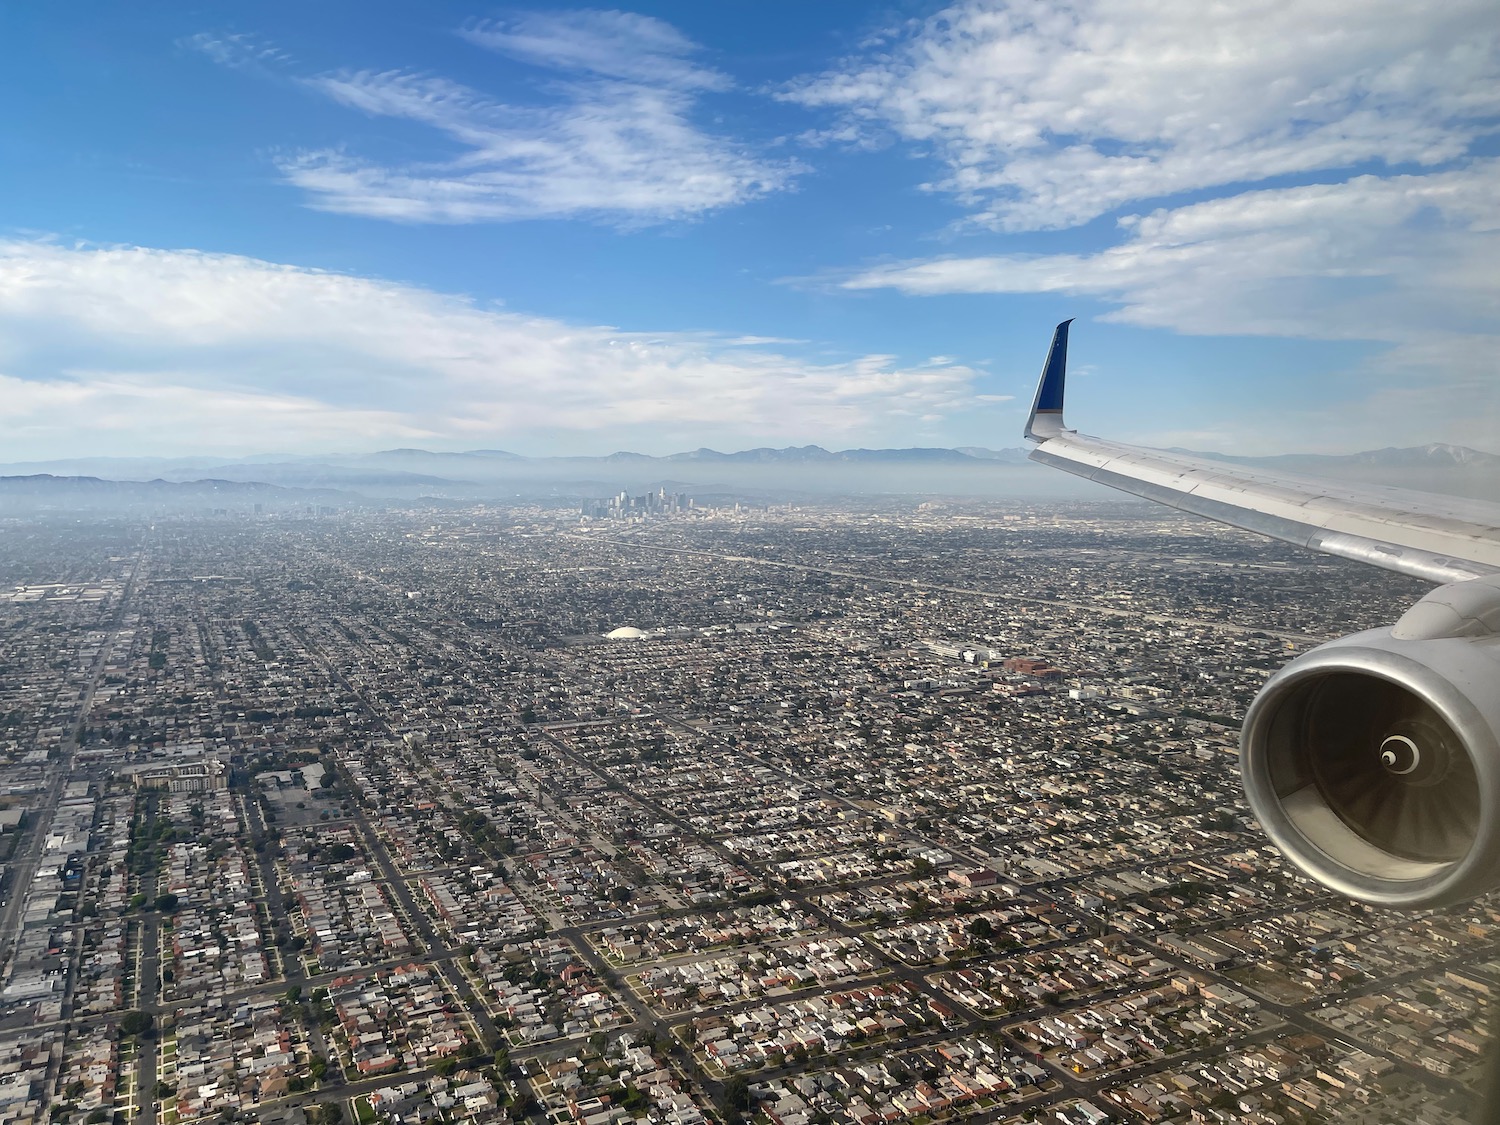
[281,67,796,224]
[179,31,294,73]
[0,240,981,459]
[782,0,1500,231]
[189,10,800,225]
[457,9,729,91]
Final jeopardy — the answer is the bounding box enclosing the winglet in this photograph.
[1024,319,1074,442]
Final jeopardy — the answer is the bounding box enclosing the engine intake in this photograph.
[1242,611,1500,908]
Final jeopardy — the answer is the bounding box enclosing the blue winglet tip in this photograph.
[1024,318,1074,442]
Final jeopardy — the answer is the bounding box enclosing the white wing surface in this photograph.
[1024,321,1500,586]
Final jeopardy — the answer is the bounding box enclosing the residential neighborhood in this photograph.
[0,502,1489,1125]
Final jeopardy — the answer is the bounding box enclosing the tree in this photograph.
[154,892,180,913]
[118,1010,154,1037]
[967,917,994,941]
[317,1103,345,1125]
[723,1076,753,1112]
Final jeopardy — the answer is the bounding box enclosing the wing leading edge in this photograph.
[1022,321,1500,586]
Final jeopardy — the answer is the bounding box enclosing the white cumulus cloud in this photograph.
[783,0,1500,230]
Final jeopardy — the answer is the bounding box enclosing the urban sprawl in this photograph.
[0,500,1487,1125]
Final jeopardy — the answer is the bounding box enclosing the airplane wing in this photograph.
[1023,320,1500,586]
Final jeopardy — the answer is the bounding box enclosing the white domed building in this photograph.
[604,626,648,640]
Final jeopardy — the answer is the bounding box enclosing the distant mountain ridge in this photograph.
[359,444,1032,465]
[0,474,362,513]
[0,442,1494,508]
[1172,441,1500,470]
[10,442,1493,479]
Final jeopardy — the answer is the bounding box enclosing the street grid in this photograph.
[0,503,1489,1125]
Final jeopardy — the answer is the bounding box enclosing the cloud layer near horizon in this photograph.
[0,241,982,459]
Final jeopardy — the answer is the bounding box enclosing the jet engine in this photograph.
[1240,576,1500,908]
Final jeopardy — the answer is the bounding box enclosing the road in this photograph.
[0,768,67,962]
[343,799,502,1051]
[136,865,161,1125]
[535,726,1007,1106]
[285,618,504,1055]
[0,552,140,973]
[541,700,1491,1119]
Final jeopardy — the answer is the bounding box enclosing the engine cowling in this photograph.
[1241,579,1500,908]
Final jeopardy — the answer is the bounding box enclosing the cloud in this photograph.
[185,9,801,225]
[179,31,294,73]
[282,69,797,224]
[837,163,1500,350]
[0,240,982,458]
[0,374,425,452]
[458,10,728,91]
[834,163,1500,451]
[782,0,1500,230]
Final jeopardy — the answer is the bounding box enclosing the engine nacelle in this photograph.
[1241,580,1500,908]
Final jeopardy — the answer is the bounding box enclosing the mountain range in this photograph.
[0,442,1494,513]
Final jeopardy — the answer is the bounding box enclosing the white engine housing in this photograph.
[1241,585,1500,908]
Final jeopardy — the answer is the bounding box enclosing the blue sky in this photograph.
[1,0,1496,459]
